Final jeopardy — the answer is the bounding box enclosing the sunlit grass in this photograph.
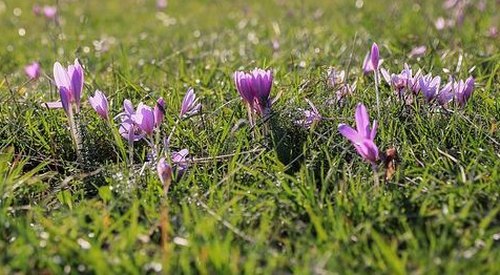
[0,0,499,273]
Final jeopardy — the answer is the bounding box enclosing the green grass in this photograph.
[1,0,499,273]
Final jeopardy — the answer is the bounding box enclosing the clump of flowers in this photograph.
[326,67,356,103]
[380,63,475,108]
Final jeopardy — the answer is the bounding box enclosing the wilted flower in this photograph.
[132,103,156,136]
[338,103,379,165]
[53,59,84,113]
[419,73,441,102]
[43,6,57,20]
[233,68,273,115]
[154,97,165,127]
[180,88,201,118]
[172,149,189,172]
[326,67,345,88]
[296,99,321,128]
[25,62,41,80]
[88,90,109,120]
[157,157,172,190]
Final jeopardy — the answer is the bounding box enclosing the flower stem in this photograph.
[67,108,82,162]
[372,163,380,187]
[128,139,134,170]
[374,70,381,119]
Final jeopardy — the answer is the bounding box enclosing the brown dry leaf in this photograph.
[384,147,399,181]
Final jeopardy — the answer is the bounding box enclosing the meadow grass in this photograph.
[0,0,499,273]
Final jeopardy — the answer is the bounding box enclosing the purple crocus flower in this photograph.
[53,59,84,113]
[362,43,382,74]
[180,88,201,118]
[154,97,165,127]
[419,73,441,102]
[455,76,474,107]
[25,62,41,80]
[437,79,455,106]
[233,68,273,115]
[43,6,57,20]
[338,103,379,165]
[157,157,172,188]
[296,99,322,128]
[132,103,155,136]
[89,90,109,120]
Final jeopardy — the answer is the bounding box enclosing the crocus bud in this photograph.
[25,62,41,80]
[157,158,172,193]
[89,90,109,120]
[370,43,380,71]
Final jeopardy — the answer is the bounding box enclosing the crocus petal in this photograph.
[380,68,392,85]
[362,52,372,74]
[71,67,83,110]
[370,120,378,141]
[338,124,361,143]
[133,103,155,135]
[53,62,71,88]
[154,97,165,127]
[70,59,84,109]
[355,103,370,138]
[370,43,379,70]
[358,139,379,163]
[123,99,135,115]
[59,87,71,115]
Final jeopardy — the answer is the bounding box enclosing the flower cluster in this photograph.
[380,64,475,107]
